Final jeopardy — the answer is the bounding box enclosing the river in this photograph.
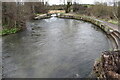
[2,17,110,78]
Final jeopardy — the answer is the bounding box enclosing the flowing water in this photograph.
[2,17,110,78]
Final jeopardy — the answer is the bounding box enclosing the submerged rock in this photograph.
[93,50,120,78]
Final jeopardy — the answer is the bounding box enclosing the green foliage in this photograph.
[0,28,20,35]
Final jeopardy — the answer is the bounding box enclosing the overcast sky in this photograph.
[48,0,95,5]
[2,0,119,5]
[47,0,115,5]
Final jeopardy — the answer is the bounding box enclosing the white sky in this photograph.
[48,0,94,5]
[2,0,120,4]
[47,0,112,5]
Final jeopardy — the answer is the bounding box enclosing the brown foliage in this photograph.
[73,2,119,20]
[2,2,48,29]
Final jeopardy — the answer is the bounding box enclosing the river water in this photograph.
[2,17,110,78]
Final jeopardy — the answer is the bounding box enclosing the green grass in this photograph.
[108,20,118,25]
[0,28,20,36]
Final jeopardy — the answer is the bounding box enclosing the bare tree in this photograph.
[65,0,72,13]
[2,2,48,30]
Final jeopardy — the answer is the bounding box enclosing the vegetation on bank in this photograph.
[107,20,118,25]
[0,27,20,36]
